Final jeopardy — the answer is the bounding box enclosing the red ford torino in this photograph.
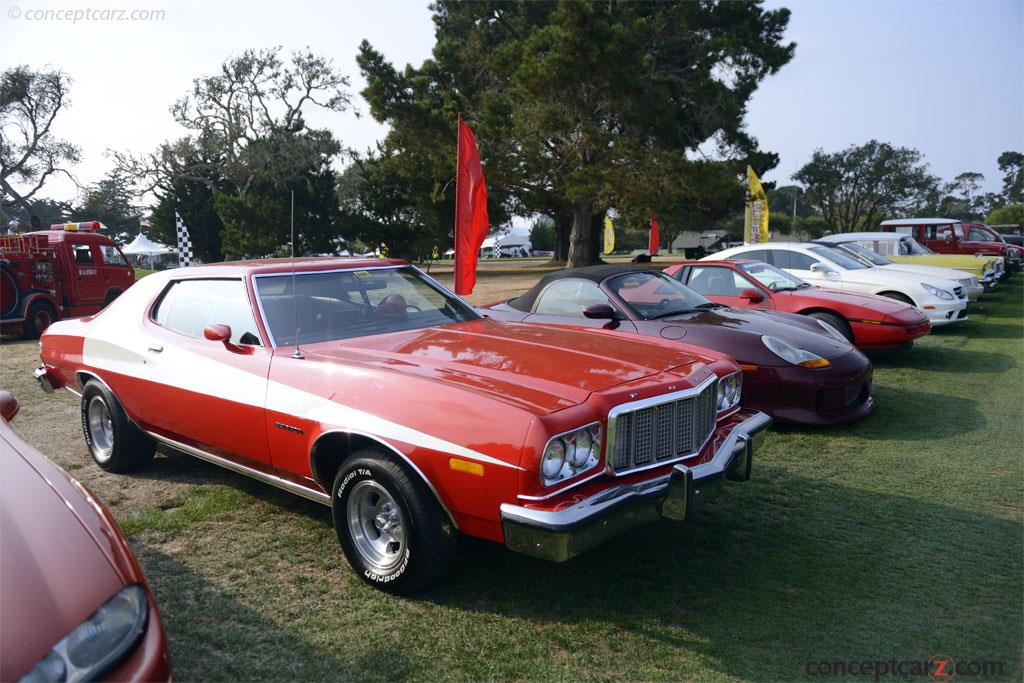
[34,259,770,593]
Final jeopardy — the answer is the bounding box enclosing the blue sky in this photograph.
[3,0,1022,204]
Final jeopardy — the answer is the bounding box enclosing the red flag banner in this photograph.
[454,117,490,295]
[649,217,660,256]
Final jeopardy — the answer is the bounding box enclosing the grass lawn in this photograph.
[0,268,1021,681]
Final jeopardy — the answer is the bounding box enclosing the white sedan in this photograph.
[707,242,969,326]
[815,238,984,301]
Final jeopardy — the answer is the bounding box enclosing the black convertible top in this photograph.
[507,264,663,312]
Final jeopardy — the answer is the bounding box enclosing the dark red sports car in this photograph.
[664,260,931,350]
[482,265,874,425]
[0,391,171,681]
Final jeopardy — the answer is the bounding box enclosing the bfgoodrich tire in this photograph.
[332,451,456,594]
[81,380,156,472]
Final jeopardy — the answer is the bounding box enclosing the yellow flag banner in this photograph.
[603,215,615,254]
[744,165,769,244]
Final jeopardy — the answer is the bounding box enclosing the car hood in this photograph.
[781,286,924,315]
[890,254,994,272]
[300,318,712,414]
[880,263,976,282]
[0,429,125,680]
[835,266,956,290]
[655,306,854,363]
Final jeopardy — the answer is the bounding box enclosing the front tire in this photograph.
[24,300,56,339]
[80,380,156,472]
[332,451,455,593]
[806,310,854,343]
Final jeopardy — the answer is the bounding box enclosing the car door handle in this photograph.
[146,344,164,353]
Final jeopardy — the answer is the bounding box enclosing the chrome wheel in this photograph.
[346,480,406,573]
[87,396,114,461]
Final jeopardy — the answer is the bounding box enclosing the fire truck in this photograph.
[1,221,135,338]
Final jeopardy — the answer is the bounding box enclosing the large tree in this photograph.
[359,1,794,267]
[115,48,351,258]
[997,151,1023,204]
[794,140,937,232]
[0,66,81,219]
[74,169,142,242]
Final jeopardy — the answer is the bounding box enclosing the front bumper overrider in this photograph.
[500,410,772,562]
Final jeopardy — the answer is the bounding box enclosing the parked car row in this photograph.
[10,241,1017,680]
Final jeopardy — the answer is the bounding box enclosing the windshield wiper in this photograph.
[694,301,723,309]
[772,285,798,292]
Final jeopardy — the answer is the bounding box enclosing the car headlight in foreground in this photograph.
[761,335,831,369]
[20,585,148,683]
[815,319,850,344]
[541,423,602,486]
[921,283,953,301]
[716,371,742,413]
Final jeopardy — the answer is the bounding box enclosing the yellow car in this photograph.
[820,232,1002,287]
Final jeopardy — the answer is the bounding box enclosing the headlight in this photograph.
[921,283,953,300]
[761,335,831,368]
[540,423,602,486]
[816,319,849,343]
[716,371,742,413]
[20,584,148,683]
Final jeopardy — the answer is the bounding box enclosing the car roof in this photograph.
[818,232,905,242]
[507,263,664,312]
[880,218,958,226]
[161,256,410,278]
[26,230,113,243]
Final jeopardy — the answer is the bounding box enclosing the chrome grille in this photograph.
[606,379,718,475]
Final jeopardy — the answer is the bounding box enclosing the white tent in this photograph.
[122,232,173,268]
[479,233,532,258]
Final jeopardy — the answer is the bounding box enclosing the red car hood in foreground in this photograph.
[301,318,719,415]
[0,427,126,678]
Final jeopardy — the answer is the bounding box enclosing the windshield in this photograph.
[605,271,714,319]
[835,242,891,266]
[254,266,479,346]
[808,245,867,270]
[737,261,808,291]
[968,224,999,242]
[901,236,934,255]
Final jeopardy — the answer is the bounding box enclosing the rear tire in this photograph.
[81,380,155,472]
[23,300,56,339]
[879,291,914,306]
[332,451,456,594]
[806,311,854,343]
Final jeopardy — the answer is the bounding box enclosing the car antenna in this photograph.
[290,190,304,360]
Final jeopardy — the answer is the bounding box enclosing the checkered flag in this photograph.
[174,211,194,268]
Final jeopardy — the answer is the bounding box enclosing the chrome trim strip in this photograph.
[310,428,459,530]
[605,374,718,476]
[147,431,332,506]
[64,385,82,398]
[500,410,772,530]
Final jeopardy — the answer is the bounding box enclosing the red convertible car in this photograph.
[34,258,770,593]
[482,265,874,426]
[664,260,931,350]
[0,391,171,681]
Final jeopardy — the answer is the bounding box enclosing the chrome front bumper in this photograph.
[500,410,772,562]
[33,365,56,394]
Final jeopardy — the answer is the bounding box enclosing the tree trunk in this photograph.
[567,200,593,269]
[553,210,572,262]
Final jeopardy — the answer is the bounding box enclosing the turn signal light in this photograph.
[797,358,831,369]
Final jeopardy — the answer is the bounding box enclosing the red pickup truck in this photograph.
[880,218,1019,276]
[1,222,135,338]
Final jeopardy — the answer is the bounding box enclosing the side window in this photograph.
[72,244,95,265]
[687,266,748,296]
[771,250,817,270]
[727,249,768,265]
[891,226,914,236]
[100,245,128,266]
[871,240,896,256]
[154,279,261,345]
[533,279,612,317]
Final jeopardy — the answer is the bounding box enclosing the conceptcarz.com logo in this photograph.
[803,654,1007,681]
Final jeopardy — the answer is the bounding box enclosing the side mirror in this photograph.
[583,304,618,319]
[0,391,20,422]
[203,323,254,355]
[809,263,831,274]
[739,288,765,304]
